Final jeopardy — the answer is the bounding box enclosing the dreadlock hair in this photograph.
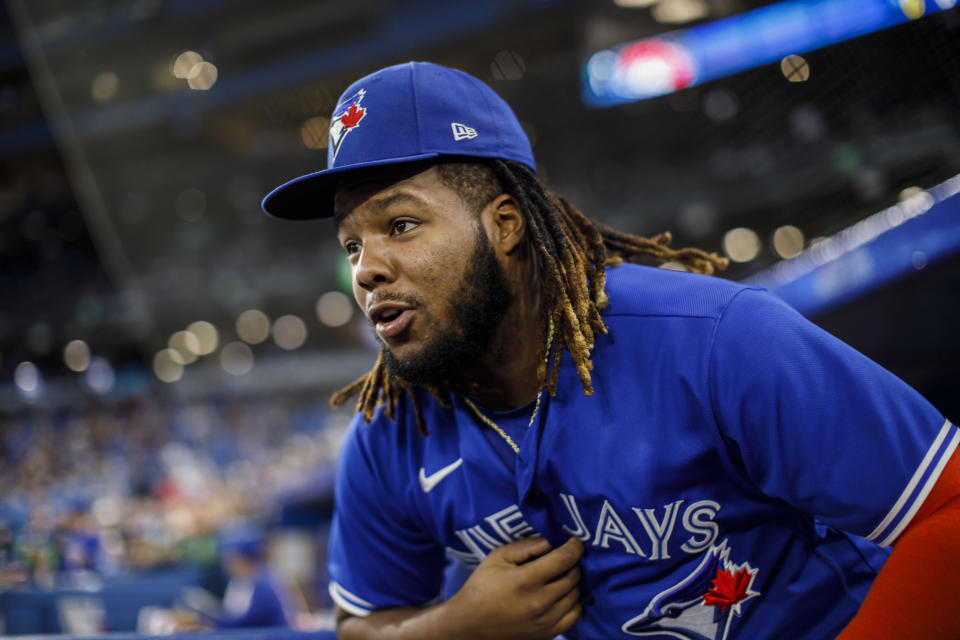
[330,158,729,434]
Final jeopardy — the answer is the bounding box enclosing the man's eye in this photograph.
[343,241,360,255]
[392,220,419,234]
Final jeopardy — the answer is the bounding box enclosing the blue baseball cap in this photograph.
[262,61,536,220]
[219,524,264,559]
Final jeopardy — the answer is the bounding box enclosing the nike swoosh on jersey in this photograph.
[418,458,464,493]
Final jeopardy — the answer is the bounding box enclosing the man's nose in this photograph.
[354,239,396,292]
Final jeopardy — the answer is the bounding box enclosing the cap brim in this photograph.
[262,152,442,220]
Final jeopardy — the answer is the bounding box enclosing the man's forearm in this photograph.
[337,603,462,640]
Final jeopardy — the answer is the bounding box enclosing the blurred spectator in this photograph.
[213,525,297,628]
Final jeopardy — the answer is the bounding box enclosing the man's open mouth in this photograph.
[380,308,403,322]
[368,303,415,339]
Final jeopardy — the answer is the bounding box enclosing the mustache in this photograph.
[366,291,422,312]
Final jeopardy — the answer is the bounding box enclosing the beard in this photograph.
[380,227,513,387]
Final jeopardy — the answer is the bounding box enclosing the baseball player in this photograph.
[262,62,960,639]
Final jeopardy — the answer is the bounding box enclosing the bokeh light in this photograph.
[187,321,219,355]
[168,330,200,364]
[651,0,709,24]
[220,341,254,376]
[272,315,307,350]
[899,0,925,19]
[772,225,805,259]
[723,227,761,263]
[316,291,354,327]
[187,61,218,90]
[781,55,811,82]
[237,309,270,344]
[64,339,91,372]
[300,116,330,149]
[91,71,119,102]
[153,349,184,383]
[85,357,115,393]
[14,361,40,393]
[172,50,203,79]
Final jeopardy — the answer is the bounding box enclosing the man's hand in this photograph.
[337,536,585,640]
[443,536,585,639]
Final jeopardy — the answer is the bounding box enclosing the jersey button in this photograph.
[525,488,543,502]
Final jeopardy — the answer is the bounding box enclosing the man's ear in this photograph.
[482,194,525,255]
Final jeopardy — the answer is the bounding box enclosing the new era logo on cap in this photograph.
[451,122,477,141]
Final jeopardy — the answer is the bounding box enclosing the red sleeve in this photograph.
[837,444,960,639]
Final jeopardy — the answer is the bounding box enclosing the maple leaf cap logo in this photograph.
[340,102,366,129]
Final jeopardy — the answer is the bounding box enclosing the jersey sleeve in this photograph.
[709,287,955,545]
[328,411,445,616]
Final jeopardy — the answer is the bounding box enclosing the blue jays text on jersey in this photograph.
[328,263,955,639]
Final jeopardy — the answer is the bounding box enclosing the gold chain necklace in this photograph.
[462,319,554,455]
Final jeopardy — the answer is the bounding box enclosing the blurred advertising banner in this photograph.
[584,0,957,105]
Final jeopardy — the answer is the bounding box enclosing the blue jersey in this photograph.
[215,568,293,629]
[328,263,954,639]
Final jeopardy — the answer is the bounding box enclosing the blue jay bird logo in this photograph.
[328,89,367,163]
[621,540,760,640]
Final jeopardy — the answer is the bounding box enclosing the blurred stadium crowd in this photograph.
[0,394,347,626]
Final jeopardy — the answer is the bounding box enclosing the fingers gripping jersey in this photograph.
[328,264,952,639]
